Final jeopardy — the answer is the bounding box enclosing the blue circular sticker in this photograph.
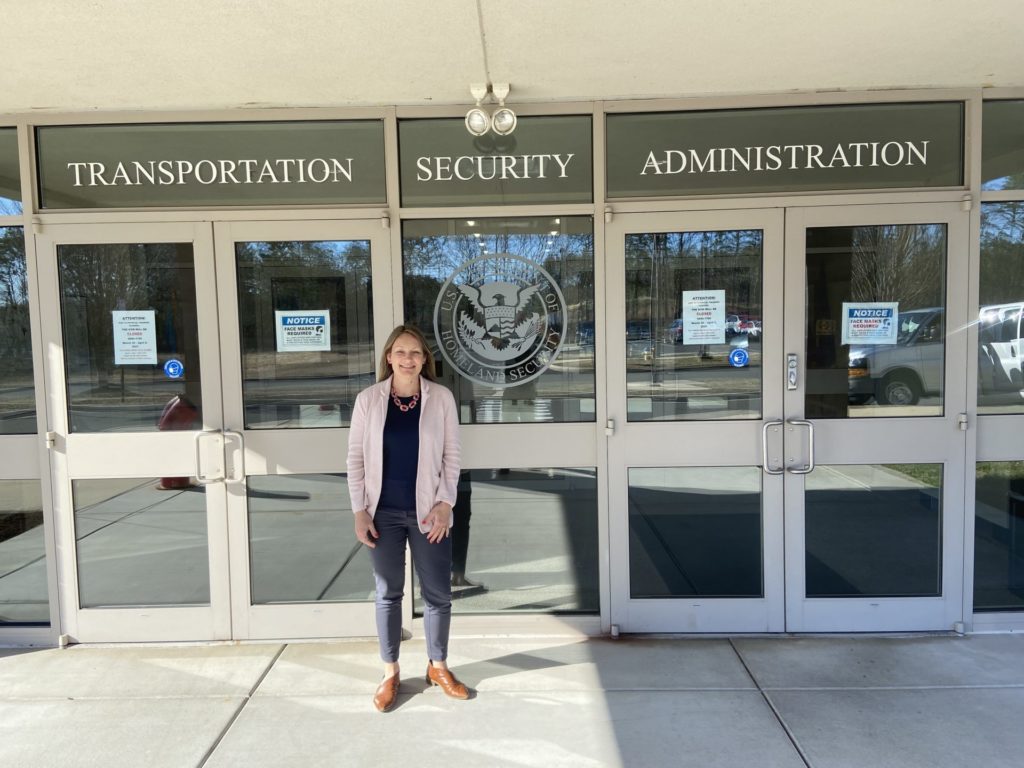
[163,359,185,379]
[728,348,749,368]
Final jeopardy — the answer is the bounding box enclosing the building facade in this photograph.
[2,4,1023,646]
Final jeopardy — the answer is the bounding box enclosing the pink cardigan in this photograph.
[346,376,461,532]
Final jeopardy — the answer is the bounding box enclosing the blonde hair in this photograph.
[378,324,438,382]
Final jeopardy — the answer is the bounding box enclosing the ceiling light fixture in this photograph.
[490,82,517,136]
[465,82,517,136]
[465,83,491,136]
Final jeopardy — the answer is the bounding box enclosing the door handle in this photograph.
[222,431,245,483]
[194,431,225,485]
[786,419,815,474]
[762,420,784,474]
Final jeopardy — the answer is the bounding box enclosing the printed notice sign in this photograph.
[112,310,157,365]
[275,310,331,352]
[682,290,726,344]
[841,302,899,345]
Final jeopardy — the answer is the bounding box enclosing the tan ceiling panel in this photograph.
[2,0,1023,115]
[481,0,1024,100]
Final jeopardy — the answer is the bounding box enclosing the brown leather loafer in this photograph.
[426,664,469,699]
[373,673,400,712]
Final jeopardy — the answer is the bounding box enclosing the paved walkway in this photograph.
[3,633,1024,767]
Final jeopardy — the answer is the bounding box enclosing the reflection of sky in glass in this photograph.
[403,216,593,284]
[0,198,22,216]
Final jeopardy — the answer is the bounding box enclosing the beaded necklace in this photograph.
[391,388,420,412]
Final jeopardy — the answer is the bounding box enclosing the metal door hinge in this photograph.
[381,211,391,229]
[605,419,615,436]
[45,431,57,449]
[957,413,969,431]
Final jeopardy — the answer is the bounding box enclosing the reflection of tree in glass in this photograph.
[401,219,596,419]
[233,239,375,413]
[850,225,945,308]
[403,227,595,337]
[980,202,1024,306]
[0,227,31,373]
[59,243,183,388]
[235,240,372,355]
[625,230,763,330]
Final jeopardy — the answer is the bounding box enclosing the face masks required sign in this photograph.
[841,302,899,345]
[275,310,331,352]
[112,310,158,365]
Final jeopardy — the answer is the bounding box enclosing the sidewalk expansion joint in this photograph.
[195,643,286,768]
[760,683,1024,691]
[0,693,256,702]
[729,638,813,768]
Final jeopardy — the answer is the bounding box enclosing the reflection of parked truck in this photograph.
[979,303,1024,392]
[848,304,1024,406]
[848,308,944,405]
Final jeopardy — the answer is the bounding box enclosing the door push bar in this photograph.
[762,420,784,474]
[786,419,815,475]
[194,430,247,484]
[223,431,245,483]
[194,431,225,485]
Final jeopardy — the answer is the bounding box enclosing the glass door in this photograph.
[783,203,970,632]
[38,219,395,642]
[36,222,230,642]
[213,220,394,640]
[606,209,786,632]
[399,215,603,632]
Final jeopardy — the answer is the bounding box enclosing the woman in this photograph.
[347,324,468,712]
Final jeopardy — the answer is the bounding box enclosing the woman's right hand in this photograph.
[354,509,379,548]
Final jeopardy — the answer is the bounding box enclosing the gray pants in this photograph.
[369,506,453,663]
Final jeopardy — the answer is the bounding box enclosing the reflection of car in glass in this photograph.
[725,314,742,337]
[626,320,651,340]
[979,302,1024,393]
[625,320,653,361]
[848,308,944,406]
[740,319,761,340]
[575,321,594,346]
[664,318,685,343]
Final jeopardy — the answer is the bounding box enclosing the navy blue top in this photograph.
[377,393,421,510]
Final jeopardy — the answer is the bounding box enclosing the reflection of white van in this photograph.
[848,303,1024,406]
[979,302,1024,392]
[848,308,944,405]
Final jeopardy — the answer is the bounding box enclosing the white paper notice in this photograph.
[112,310,158,365]
[682,290,726,344]
[275,310,331,352]
[841,302,899,345]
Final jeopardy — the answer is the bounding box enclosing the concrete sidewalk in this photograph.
[2,633,1024,767]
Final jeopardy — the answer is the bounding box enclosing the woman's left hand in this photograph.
[424,501,452,543]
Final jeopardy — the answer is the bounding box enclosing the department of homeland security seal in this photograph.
[434,253,566,387]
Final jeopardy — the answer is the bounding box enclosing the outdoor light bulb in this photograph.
[491,107,517,136]
[465,108,490,136]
